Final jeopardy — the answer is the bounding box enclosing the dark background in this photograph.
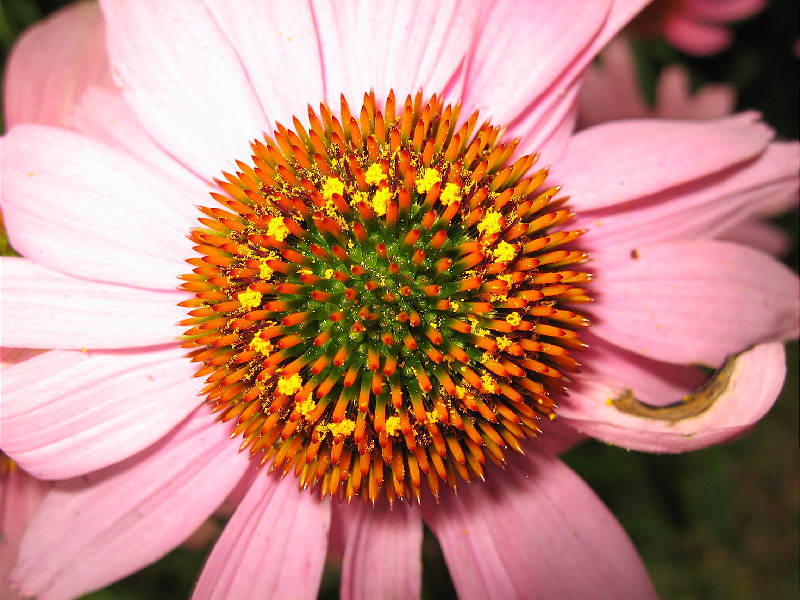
[1,1,797,598]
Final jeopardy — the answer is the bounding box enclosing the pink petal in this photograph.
[559,342,786,452]
[99,0,269,179]
[719,218,792,257]
[578,37,650,128]
[654,66,735,119]
[463,0,609,126]
[191,472,330,600]
[1,345,203,479]
[10,408,250,600]
[589,240,800,367]
[581,333,707,407]
[0,348,45,369]
[423,451,656,599]
[311,0,485,108]
[1,258,186,349]
[3,0,113,128]
[684,0,766,22]
[500,0,653,159]
[571,141,800,248]
[202,0,323,129]
[337,501,422,600]
[663,15,732,56]
[1,125,200,289]
[552,113,773,211]
[70,86,208,195]
[1,470,49,599]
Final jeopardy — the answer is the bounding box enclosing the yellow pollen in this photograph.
[350,190,368,207]
[249,335,274,355]
[372,186,392,216]
[454,385,468,399]
[327,419,356,438]
[323,268,334,279]
[322,177,345,200]
[298,268,313,275]
[481,372,499,393]
[365,163,387,186]
[506,312,522,326]
[439,182,462,206]
[237,289,262,310]
[496,336,512,351]
[266,217,289,241]
[385,416,401,436]
[297,394,316,419]
[415,167,441,193]
[276,373,303,396]
[425,410,440,424]
[492,241,516,263]
[478,209,502,237]
[258,258,274,280]
[489,293,507,302]
[450,301,461,312]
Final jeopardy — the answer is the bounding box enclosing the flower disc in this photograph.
[181,91,591,504]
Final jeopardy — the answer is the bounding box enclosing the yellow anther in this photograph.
[454,385,467,399]
[365,163,387,186]
[481,372,499,393]
[492,241,516,263]
[505,312,522,326]
[258,258,274,280]
[450,301,461,312]
[276,373,303,396]
[249,335,273,356]
[439,182,462,206]
[266,216,289,241]
[327,419,356,438]
[385,416,401,437]
[297,394,316,419]
[477,209,502,237]
[425,410,440,424]
[372,186,391,216]
[237,289,262,310]
[415,167,441,194]
[496,336,512,351]
[324,268,334,279]
[322,177,345,200]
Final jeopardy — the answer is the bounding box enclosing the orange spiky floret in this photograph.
[181,90,591,505]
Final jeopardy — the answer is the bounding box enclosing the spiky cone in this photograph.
[180,90,591,506]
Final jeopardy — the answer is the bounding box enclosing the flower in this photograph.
[1,1,798,599]
[629,0,766,55]
[579,37,736,126]
[579,36,795,258]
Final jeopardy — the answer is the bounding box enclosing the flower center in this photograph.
[181,91,590,504]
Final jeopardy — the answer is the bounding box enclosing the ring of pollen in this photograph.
[180,90,591,505]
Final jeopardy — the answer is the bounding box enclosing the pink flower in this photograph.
[1,2,798,599]
[578,36,795,257]
[629,0,766,55]
[579,37,736,127]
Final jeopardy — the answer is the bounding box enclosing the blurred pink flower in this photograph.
[579,37,736,126]
[1,2,798,600]
[630,0,766,55]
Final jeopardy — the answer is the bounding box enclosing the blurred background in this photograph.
[1,0,797,598]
